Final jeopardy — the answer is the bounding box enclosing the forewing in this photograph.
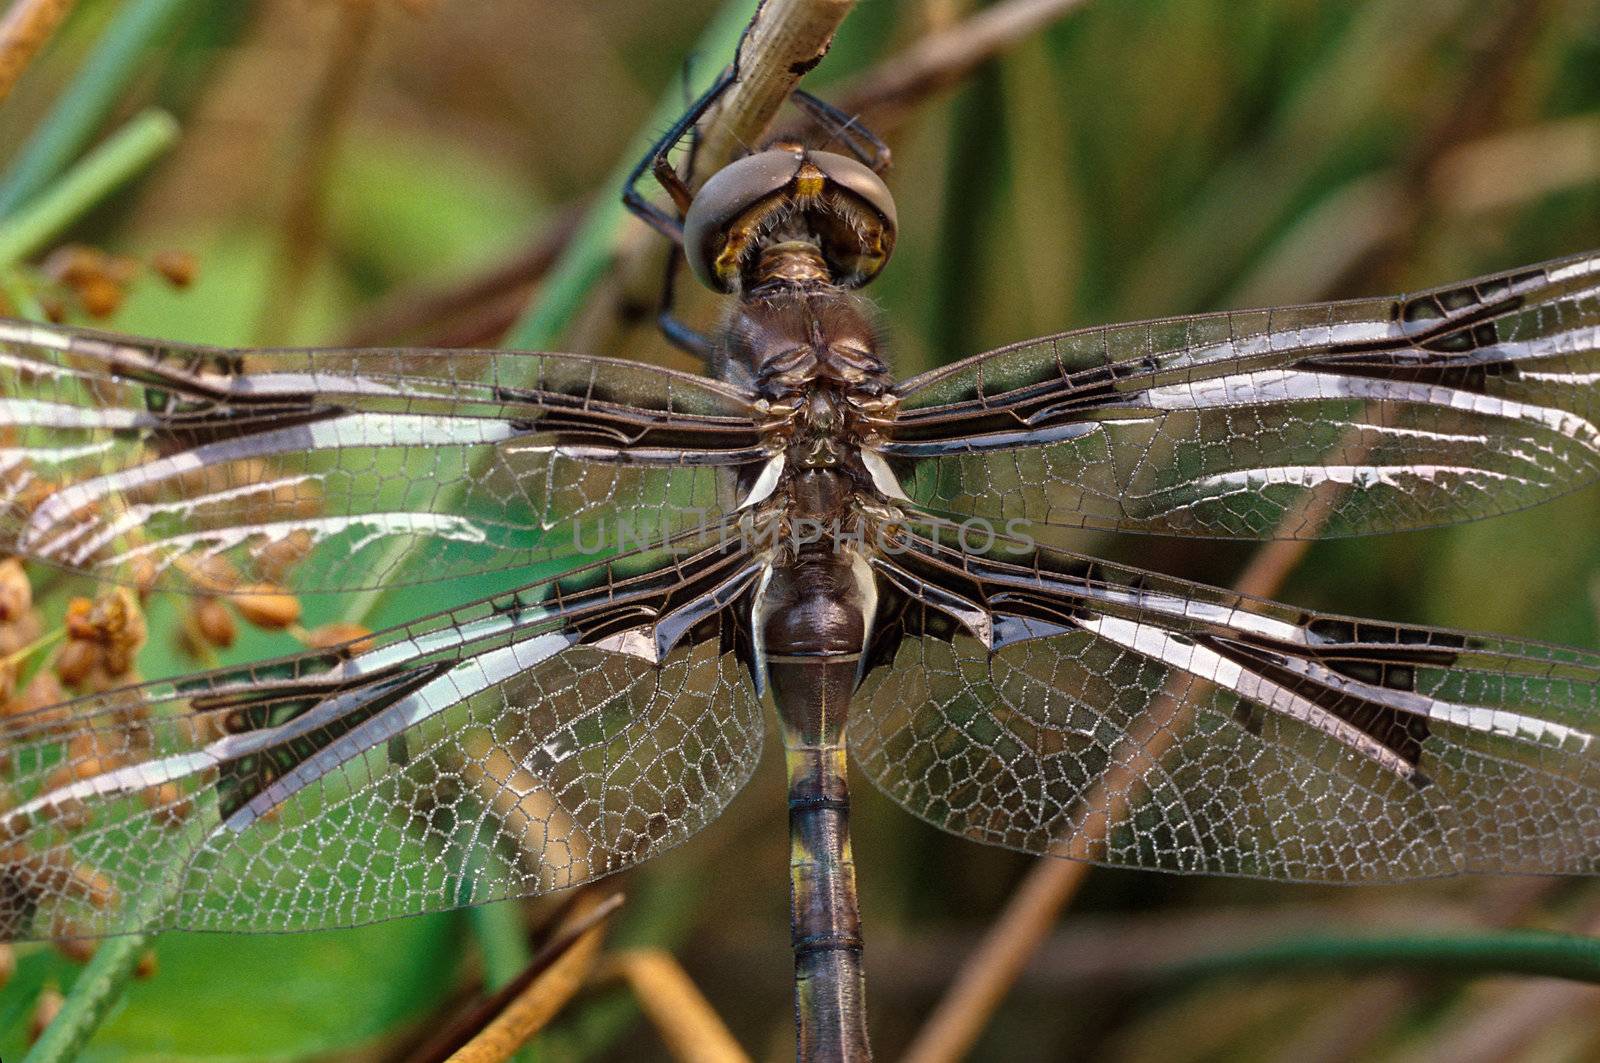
[0,534,765,937]
[884,251,1600,539]
[0,319,766,594]
[852,535,1600,880]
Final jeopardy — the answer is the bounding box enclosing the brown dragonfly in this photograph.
[2,47,1600,1063]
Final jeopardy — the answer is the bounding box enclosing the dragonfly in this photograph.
[3,44,1600,1063]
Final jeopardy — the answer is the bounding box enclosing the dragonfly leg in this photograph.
[791,88,892,174]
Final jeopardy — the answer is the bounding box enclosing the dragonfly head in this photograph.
[683,145,897,293]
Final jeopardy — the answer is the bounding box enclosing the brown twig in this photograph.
[836,0,1092,129]
[0,0,77,107]
[896,5,1576,1053]
[254,0,377,343]
[900,352,1387,1063]
[582,0,862,363]
[595,950,751,1063]
[340,205,582,346]
[406,893,624,1063]
[691,0,858,184]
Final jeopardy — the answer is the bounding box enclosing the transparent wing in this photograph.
[0,318,767,594]
[0,532,765,938]
[883,250,1600,539]
[853,533,1600,880]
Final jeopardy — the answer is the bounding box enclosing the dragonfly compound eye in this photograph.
[683,147,898,293]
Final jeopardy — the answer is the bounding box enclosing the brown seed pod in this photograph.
[102,255,140,286]
[254,530,315,582]
[76,274,125,319]
[0,559,32,621]
[41,245,107,286]
[233,584,302,630]
[185,554,240,595]
[152,249,198,288]
[30,984,64,1042]
[304,622,375,655]
[143,782,192,828]
[192,597,236,649]
[54,638,96,687]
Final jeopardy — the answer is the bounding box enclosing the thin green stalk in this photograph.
[1156,929,1600,988]
[0,266,46,318]
[24,816,214,1063]
[0,0,196,217]
[0,107,179,267]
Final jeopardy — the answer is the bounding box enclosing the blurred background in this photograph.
[1,0,1599,1059]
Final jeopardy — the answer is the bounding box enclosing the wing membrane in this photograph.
[853,532,1600,880]
[0,319,767,594]
[0,531,765,937]
[883,251,1600,539]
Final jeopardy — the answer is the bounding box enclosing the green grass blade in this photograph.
[0,0,197,217]
[0,107,178,268]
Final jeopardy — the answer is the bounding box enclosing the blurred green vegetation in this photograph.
[1,0,1598,1060]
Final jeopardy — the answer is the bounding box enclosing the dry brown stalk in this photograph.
[437,893,623,1063]
[254,0,377,343]
[691,0,858,187]
[901,428,1385,1063]
[837,0,1092,128]
[0,0,78,107]
[595,950,751,1063]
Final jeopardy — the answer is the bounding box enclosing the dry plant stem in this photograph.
[838,0,1091,128]
[0,0,77,106]
[900,439,1376,1063]
[691,0,857,183]
[254,0,376,344]
[596,950,751,1063]
[340,205,581,346]
[602,0,859,354]
[430,894,623,1063]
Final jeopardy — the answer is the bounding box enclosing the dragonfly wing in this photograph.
[0,533,765,937]
[0,319,767,594]
[884,251,1600,540]
[852,534,1600,880]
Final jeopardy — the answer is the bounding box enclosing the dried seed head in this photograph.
[143,782,192,828]
[185,555,240,595]
[0,559,32,621]
[129,554,160,596]
[29,984,63,1042]
[233,584,302,630]
[58,590,148,689]
[304,622,375,655]
[103,255,140,286]
[42,245,107,287]
[54,638,95,687]
[192,598,236,649]
[135,949,158,979]
[76,275,125,319]
[0,672,69,736]
[255,530,315,582]
[152,249,198,288]
[52,935,96,963]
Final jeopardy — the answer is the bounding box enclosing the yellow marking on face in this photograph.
[794,163,826,199]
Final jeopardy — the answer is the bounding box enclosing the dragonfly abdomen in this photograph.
[757,543,876,1061]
